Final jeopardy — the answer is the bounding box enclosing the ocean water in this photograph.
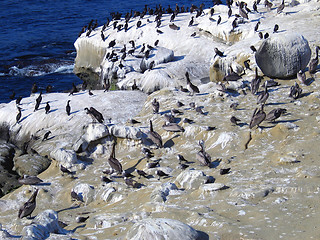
[0,0,215,103]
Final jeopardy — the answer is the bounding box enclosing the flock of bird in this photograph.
[11,1,320,233]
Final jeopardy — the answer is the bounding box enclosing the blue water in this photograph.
[0,0,214,103]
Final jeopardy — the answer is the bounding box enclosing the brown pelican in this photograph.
[223,66,242,82]
[147,120,163,148]
[239,2,249,19]
[124,177,138,188]
[309,46,319,74]
[18,188,39,219]
[84,107,104,123]
[277,0,285,13]
[249,105,266,129]
[196,140,211,167]
[265,108,287,122]
[152,98,160,114]
[230,116,241,125]
[108,141,123,174]
[185,72,200,95]
[18,175,43,185]
[162,122,185,132]
[69,83,78,96]
[257,81,269,104]
[251,67,262,94]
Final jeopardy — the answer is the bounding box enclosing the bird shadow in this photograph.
[266,102,287,106]
[164,134,181,148]
[36,182,51,186]
[70,110,81,115]
[71,224,86,232]
[19,113,32,122]
[209,159,221,169]
[125,157,145,174]
[195,93,209,96]
[56,205,80,213]
[172,55,185,61]
[300,91,313,98]
[304,77,314,86]
[48,108,59,113]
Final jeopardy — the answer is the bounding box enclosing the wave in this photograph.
[6,61,74,77]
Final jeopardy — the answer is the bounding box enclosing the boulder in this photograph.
[139,47,174,73]
[50,148,77,169]
[126,218,201,240]
[13,154,51,176]
[150,182,180,202]
[72,183,95,204]
[83,123,110,142]
[255,32,311,78]
[22,210,69,240]
[175,170,208,190]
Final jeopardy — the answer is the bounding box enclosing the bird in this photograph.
[147,120,163,148]
[124,177,139,188]
[31,83,38,94]
[162,122,185,132]
[156,170,169,180]
[244,60,251,70]
[223,66,242,82]
[217,15,221,25]
[264,32,269,39]
[273,24,279,33]
[230,116,241,125]
[176,101,184,107]
[147,159,161,169]
[34,92,42,111]
[42,131,51,141]
[69,83,78,96]
[249,105,266,129]
[136,20,142,28]
[251,69,262,94]
[253,1,258,12]
[177,154,187,163]
[289,82,302,99]
[188,16,194,27]
[195,106,206,115]
[101,176,113,183]
[136,169,148,179]
[258,32,263,39]
[164,113,175,123]
[250,45,257,52]
[16,96,23,105]
[228,7,232,18]
[265,0,273,9]
[18,188,39,219]
[230,102,239,110]
[297,70,307,85]
[185,72,200,95]
[232,17,238,30]
[76,216,90,223]
[257,81,269,104]
[18,175,43,185]
[152,98,160,114]
[71,190,83,202]
[239,2,249,19]
[108,39,116,48]
[277,0,285,13]
[265,108,287,122]
[45,102,50,114]
[66,100,71,115]
[16,107,22,123]
[220,168,231,175]
[254,21,260,32]
[130,118,140,124]
[84,107,104,123]
[214,48,224,57]
[108,141,123,174]
[309,46,319,74]
[101,31,105,41]
[196,140,211,167]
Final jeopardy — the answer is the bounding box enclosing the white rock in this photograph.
[175,169,208,190]
[99,186,116,202]
[50,148,77,169]
[83,123,110,142]
[200,183,228,192]
[255,32,311,78]
[126,218,201,240]
[73,183,95,204]
[150,182,179,202]
[22,210,68,240]
[109,125,143,140]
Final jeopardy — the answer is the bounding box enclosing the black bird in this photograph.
[16,107,22,123]
[183,118,194,124]
[254,21,260,32]
[156,170,169,180]
[230,116,241,125]
[31,83,38,94]
[228,7,232,18]
[84,107,104,123]
[162,122,185,132]
[195,106,205,115]
[101,176,112,183]
[129,40,135,49]
[170,13,176,22]
[154,40,159,46]
[136,169,148,178]
[217,15,221,25]
[188,16,194,27]
[9,90,15,100]
[185,71,200,95]
[214,48,224,57]
[152,98,160,114]
[249,105,266,129]
[230,102,239,110]
[18,188,39,219]
[71,190,83,201]
[142,147,154,160]
[244,60,251,70]
[18,175,43,185]
[265,108,287,122]
[16,96,23,105]
[130,118,141,124]
[124,177,138,188]
[250,45,257,52]
[232,17,238,30]
[69,83,78,96]
[136,20,142,28]
[289,82,302,99]
[196,140,211,167]
[108,141,123,174]
[273,24,279,33]
[42,131,51,141]
[148,120,163,148]
[108,39,116,48]
[258,32,263,39]
[264,32,269,39]
[66,100,71,116]
[177,154,187,163]
[239,2,249,19]
[45,102,50,114]
[223,66,242,82]
[253,1,258,12]
[76,216,90,223]
[220,168,231,175]
[265,0,273,9]
[101,31,105,41]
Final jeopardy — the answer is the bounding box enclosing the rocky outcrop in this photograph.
[21,210,69,240]
[255,32,311,78]
[13,154,51,176]
[126,218,203,240]
[175,169,209,190]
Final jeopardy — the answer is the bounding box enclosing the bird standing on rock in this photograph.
[108,141,123,174]
[45,102,50,114]
[18,188,39,219]
[147,120,163,148]
[249,105,266,129]
[185,72,200,95]
[66,100,71,116]
[152,98,160,114]
[84,107,104,123]
[196,140,211,167]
